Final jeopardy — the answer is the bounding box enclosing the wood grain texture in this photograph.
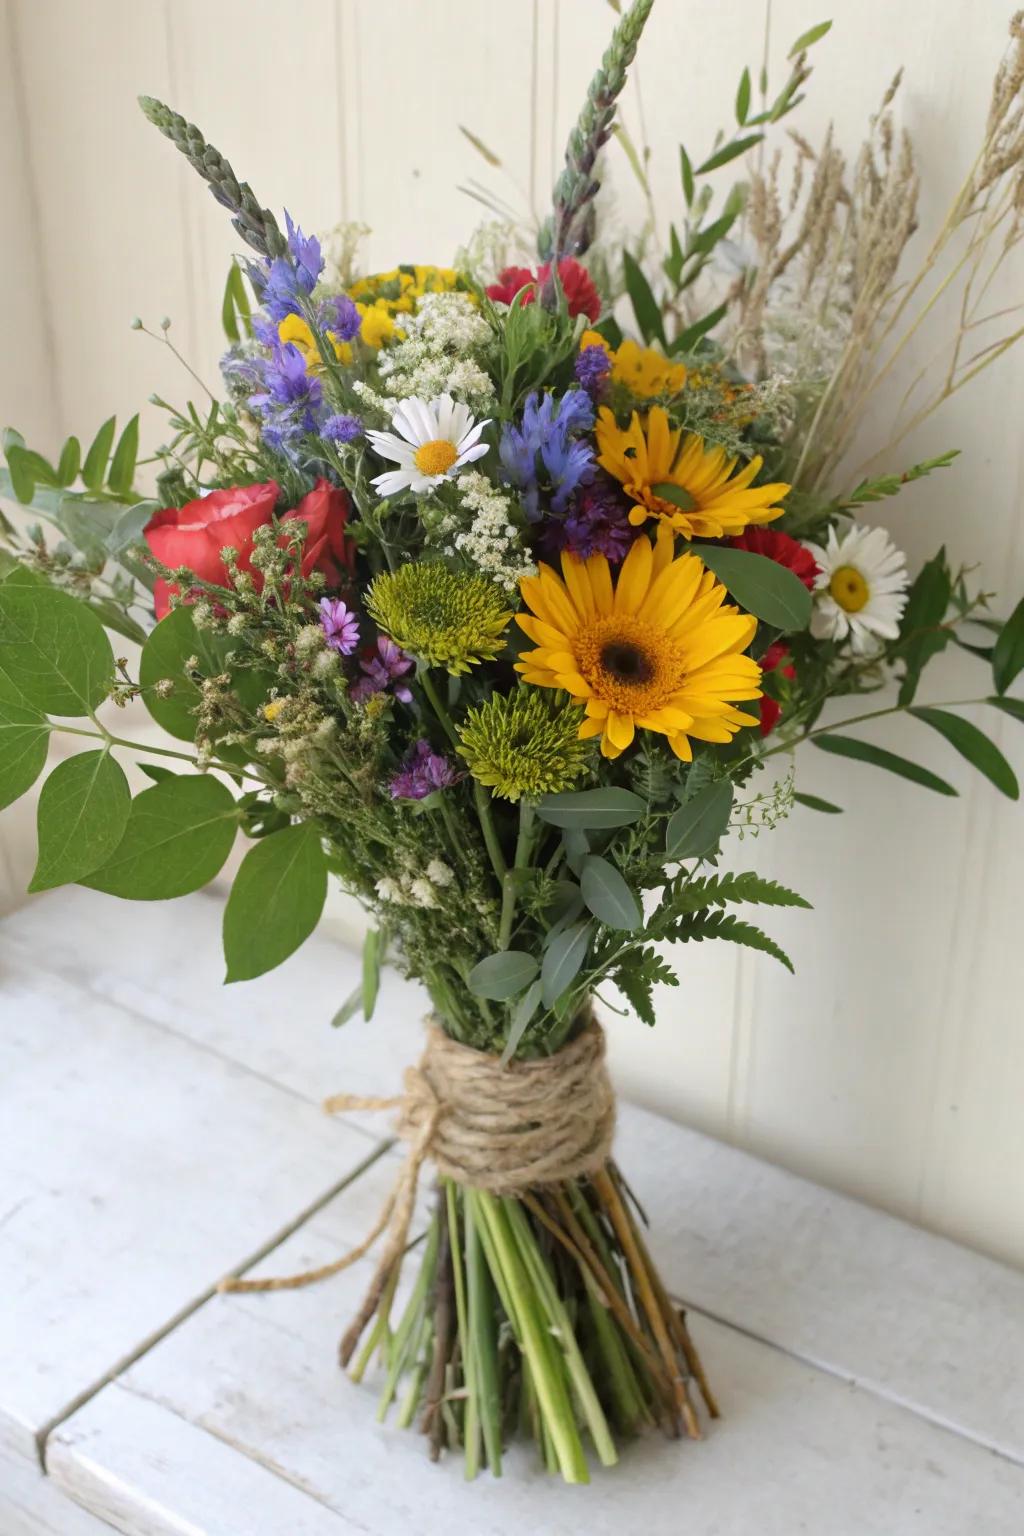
[0,0,1023,1271]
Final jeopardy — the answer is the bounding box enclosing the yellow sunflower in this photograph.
[516,527,762,761]
[595,405,789,539]
[579,330,687,399]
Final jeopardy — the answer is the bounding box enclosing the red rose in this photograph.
[145,477,353,620]
[758,641,797,736]
[486,258,601,322]
[731,526,819,590]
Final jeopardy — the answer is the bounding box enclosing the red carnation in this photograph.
[731,526,819,590]
[486,258,600,322]
[758,641,797,737]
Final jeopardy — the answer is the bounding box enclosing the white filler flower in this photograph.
[366,394,490,496]
[805,523,909,653]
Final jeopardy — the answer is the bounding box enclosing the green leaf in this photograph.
[844,450,959,506]
[362,926,385,1020]
[331,983,364,1028]
[57,436,82,487]
[622,249,666,347]
[736,66,752,124]
[468,949,540,1001]
[0,583,114,714]
[0,694,50,808]
[812,733,957,795]
[138,762,175,784]
[909,706,1018,799]
[665,780,733,860]
[82,773,238,899]
[665,871,811,916]
[612,945,678,1027]
[536,787,647,831]
[223,821,327,981]
[651,482,698,512]
[30,750,130,892]
[82,416,117,492]
[697,545,811,631]
[540,919,591,1008]
[987,695,1024,724]
[794,790,843,814]
[992,596,1024,694]
[896,550,951,706]
[695,133,764,174]
[139,606,228,742]
[108,414,140,496]
[675,301,729,353]
[788,19,832,57]
[679,144,695,205]
[5,445,37,502]
[580,855,642,931]
[671,910,795,972]
[500,979,543,1065]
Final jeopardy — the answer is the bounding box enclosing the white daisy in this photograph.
[365,393,490,496]
[804,523,909,654]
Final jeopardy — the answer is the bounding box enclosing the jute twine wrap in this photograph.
[219,1016,615,1303]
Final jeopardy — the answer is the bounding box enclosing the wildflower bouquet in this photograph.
[3,0,1024,1487]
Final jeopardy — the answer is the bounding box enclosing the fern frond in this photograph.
[668,911,795,973]
[669,871,811,915]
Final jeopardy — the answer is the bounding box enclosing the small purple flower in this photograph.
[323,413,362,445]
[575,342,611,399]
[285,212,324,289]
[318,293,361,342]
[350,635,415,704]
[544,476,636,564]
[253,211,324,322]
[319,597,360,655]
[389,739,459,800]
[247,342,324,452]
[499,389,596,520]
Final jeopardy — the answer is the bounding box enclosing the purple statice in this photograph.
[318,293,361,342]
[252,211,324,322]
[575,341,611,399]
[322,413,362,445]
[318,597,360,655]
[544,476,636,564]
[389,739,459,800]
[247,342,324,452]
[498,389,595,521]
[350,635,415,705]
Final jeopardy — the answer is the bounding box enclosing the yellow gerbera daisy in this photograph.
[515,527,762,761]
[580,330,687,399]
[595,405,790,539]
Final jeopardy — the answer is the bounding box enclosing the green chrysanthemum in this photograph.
[457,689,591,801]
[366,563,512,675]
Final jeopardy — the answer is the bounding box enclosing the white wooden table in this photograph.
[2,889,1022,1535]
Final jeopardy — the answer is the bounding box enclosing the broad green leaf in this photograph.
[138,606,228,742]
[987,695,1024,724]
[468,950,540,1001]
[82,416,117,492]
[108,414,140,496]
[544,878,585,929]
[82,773,238,899]
[223,821,327,982]
[362,926,384,1020]
[500,978,543,1065]
[30,750,130,892]
[541,919,592,1008]
[788,19,832,56]
[697,545,811,631]
[536,786,647,830]
[896,550,951,706]
[0,583,114,714]
[992,596,1024,694]
[665,780,733,859]
[909,706,1019,799]
[580,855,642,931]
[695,133,764,174]
[812,733,957,795]
[138,762,175,784]
[622,249,666,346]
[793,790,843,814]
[57,436,81,487]
[0,694,50,808]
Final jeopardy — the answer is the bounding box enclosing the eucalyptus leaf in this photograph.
[665,780,733,860]
[467,949,540,1001]
[580,855,642,931]
[223,821,327,982]
[362,926,384,1020]
[697,545,811,631]
[30,750,130,892]
[537,787,647,830]
[0,693,49,809]
[0,583,114,715]
[82,773,238,898]
[541,919,591,1008]
[331,983,364,1029]
[501,979,544,1066]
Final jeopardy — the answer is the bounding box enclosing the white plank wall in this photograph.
[2,0,1023,1270]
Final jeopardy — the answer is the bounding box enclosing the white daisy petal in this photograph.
[805,521,908,655]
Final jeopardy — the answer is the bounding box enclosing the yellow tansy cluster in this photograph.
[579,329,687,399]
[278,265,462,369]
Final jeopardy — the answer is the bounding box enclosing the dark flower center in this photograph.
[600,640,654,684]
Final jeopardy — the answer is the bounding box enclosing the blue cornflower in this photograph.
[323,413,362,444]
[247,342,324,452]
[252,210,324,323]
[498,389,596,520]
[318,293,361,342]
[575,342,611,399]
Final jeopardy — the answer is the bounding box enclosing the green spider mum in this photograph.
[366,563,512,675]
[457,689,591,801]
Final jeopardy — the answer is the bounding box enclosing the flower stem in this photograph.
[497,800,536,949]
[473,780,508,884]
[419,668,460,749]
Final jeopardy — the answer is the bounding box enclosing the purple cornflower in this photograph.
[350,635,415,704]
[389,739,459,800]
[544,476,636,564]
[322,413,362,445]
[247,342,324,452]
[253,211,324,322]
[575,341,611,399]
[318,293,361,342]
[498,389,595,520]
[319,597,360,655]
